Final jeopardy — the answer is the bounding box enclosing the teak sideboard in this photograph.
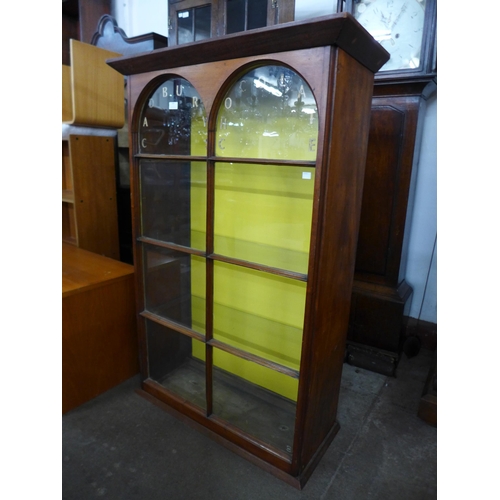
[62,243,139,414]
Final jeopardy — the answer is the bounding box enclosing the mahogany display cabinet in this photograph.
[108,14,388,488]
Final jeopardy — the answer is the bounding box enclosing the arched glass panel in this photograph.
[216,65,318,161]
[139,77,207,156]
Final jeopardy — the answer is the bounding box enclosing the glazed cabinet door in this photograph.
[133,59,320,460]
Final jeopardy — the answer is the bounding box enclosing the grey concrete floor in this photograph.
[62,349,437,499]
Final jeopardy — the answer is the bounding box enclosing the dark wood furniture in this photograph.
[344,0,437,374]
[62,243,139,414]
[107,14,388,488]
[165,0,438,374]
[167,0,294,46]
[418,354,437,426]
[347,78,436,374]
[62,0,112,64]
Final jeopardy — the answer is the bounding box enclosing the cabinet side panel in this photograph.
[298,49,374,468]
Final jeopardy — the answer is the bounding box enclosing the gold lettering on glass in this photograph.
[224,97,233,109]
[143,117,149,127]
[176,84,184,97]
[220,117,227,129]
[162,87,169,98]
[141,138,147,149]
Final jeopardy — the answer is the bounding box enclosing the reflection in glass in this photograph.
[216,65,318,160]
[213,261,305,384]
[143,245,206,335]
[226,0,267,34]
[177,5,212,44]
[214,163,314,274]
[212,349,297,455]
[140,160,206,250]
[147,320,206,410]
[139,77,207,155]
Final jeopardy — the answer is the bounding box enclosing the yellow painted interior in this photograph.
[186,67,317,402]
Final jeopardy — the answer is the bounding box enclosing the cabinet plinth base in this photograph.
[136,387,339,490]
[347,279,412,375]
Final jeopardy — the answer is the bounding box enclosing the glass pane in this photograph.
[216,65,318,160]
[247,0,267,30]
[226,0,245,34]
[177,10,194,45]
[147,320,206,410]
[139,77,207,155]
[143,245,206,335]
[140,160,206,250]
[213,261,305,375]
[212,349,297,455]
[194,5,211,41]
[214,163,314,274]
[353,0,426,71]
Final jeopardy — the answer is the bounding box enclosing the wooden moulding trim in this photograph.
[351,279,413,303]
[293,420,340,487]
[90,14,168,50]
[373,78,437,99]
[107,13,389,76]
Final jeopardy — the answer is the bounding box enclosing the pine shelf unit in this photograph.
[62,133,120,259]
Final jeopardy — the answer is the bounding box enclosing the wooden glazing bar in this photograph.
[205,157,215,414]
[212,157,316,167]
[209,253,307,282]
[140,310,206,343]
[135,154,316,168]
[135,153,208,162]
[208,338,300,379]
[206,343,213,416]
[138,236,206,257]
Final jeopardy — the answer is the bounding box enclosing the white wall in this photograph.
[405,95,437,323]
[112,0,438,324]
[112,0,168,38]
